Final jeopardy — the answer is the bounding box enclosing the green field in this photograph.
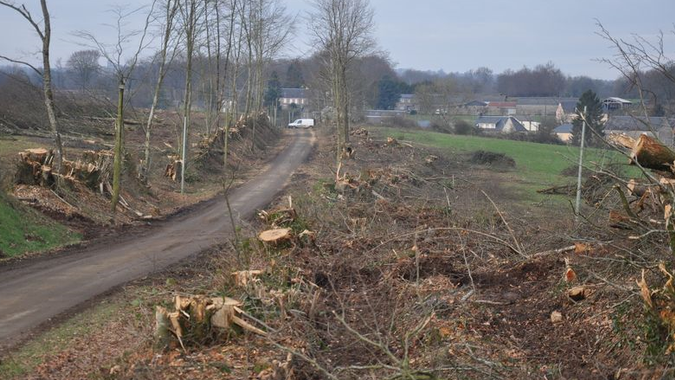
[0,193,80,258]
[370,127,640,202]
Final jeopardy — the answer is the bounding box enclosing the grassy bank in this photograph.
[0,193,80,258]
[370,127,641,203]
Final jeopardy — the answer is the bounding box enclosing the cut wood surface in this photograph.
[607,133,637,150]
[155,294,266,349]
[258,228,292,243]
[232,270,264,287]
[627,179,652,197]
[630,134,675,171]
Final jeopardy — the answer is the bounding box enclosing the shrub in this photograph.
[454,120,477,135]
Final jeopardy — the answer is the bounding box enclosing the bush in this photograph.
[385,116,418,129]
[469,150,516,168]
[430,119,453,134]
[454,120,478,135]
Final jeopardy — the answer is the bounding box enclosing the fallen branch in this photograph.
[529,245,576,259]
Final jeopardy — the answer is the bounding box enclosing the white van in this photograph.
[287,119,315,129]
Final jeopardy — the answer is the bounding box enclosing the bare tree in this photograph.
[66,49,100,92]
[219,0,239,171]
[0,0,64,180]
[308,0,376,162]
[177,0,204,194]
[234,0,292,151]
[75,4,154,211]
[141,0,181,183]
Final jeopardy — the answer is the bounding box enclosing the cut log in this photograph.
[258,228,292,243]
[630,134,675,172]
[386,137,398,146]
[606,133,637,150]
[627,179,651,197]
[568,286,590,302]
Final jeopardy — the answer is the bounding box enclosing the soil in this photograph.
[0,125,665,379]
[0,128,314,348]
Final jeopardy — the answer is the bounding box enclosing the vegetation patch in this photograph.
[468,150,516,169]
[0,192,80,258]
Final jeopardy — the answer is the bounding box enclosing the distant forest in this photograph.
[1,52,673,115]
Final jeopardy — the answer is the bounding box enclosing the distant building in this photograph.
[455,100,489,116]
[475,116,527,133]
[486,101,517,116]
[516,97,571,117]
[279,88,309,109]
[603,116,675,146]
[519,118,541,132]
[396,94,417,112]
[602,97,633,112]
[364,109,408,124]
[553,124,574,142]
[556,99,578,123]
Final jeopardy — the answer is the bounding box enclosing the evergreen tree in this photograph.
[376,75,413,110]
[376,75,401,110]
[571,89,605,146]
[285,61,304,88]
[264,71,282,108]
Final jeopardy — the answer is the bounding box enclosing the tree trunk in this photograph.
[181,0,197,194]
[630,134,675,172]
[111,79,125,211]
[40,0,64,182]
[143,0,177,184]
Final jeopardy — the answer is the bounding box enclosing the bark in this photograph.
[222,0,238,171]
[630,134,675,172]
[111,80,124,211]
[143,0,179,183]
[40,0,64,180]
[180,0,198,194]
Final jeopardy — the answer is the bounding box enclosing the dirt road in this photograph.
[0,129,314,345]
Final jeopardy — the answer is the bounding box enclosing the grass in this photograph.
[370,127,642,203]
[0,192,80,258]
[0,137,43,156]
[403,114,477,125]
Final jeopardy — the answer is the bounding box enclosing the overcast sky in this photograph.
[1,0,674,80]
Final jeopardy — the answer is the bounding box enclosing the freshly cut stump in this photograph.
[258,228,292,243]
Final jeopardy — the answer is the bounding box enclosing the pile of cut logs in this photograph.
[15,148,113,191]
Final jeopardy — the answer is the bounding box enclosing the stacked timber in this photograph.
[15,148,113,190]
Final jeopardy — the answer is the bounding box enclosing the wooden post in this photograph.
[111,79,125,211]
[574,106,587,224]
[181,116,187,194]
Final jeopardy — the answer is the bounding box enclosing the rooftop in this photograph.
[281,88,307,98]
[604,116,675,131]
